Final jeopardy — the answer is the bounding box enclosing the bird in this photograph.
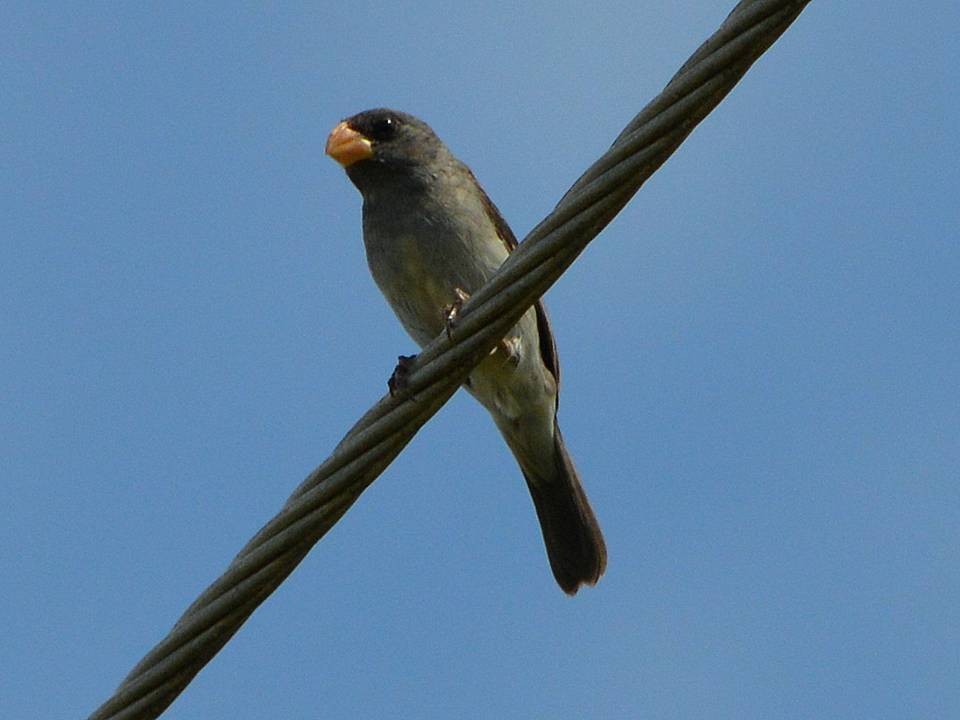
[325,108,606,594]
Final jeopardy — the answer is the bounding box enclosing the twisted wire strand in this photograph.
[89,2,811,717]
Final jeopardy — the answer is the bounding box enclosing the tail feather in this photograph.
[522,423,606,595]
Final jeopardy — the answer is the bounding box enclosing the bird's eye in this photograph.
[369,115,397,141]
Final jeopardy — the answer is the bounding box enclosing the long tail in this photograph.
[518,421,607,595]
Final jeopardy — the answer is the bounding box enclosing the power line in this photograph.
[88,2,811,717]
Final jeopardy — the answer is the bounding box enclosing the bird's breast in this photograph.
[364,188,508,330]
[364,229,457,345]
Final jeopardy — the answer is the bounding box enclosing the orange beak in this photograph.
[325,121,373,167]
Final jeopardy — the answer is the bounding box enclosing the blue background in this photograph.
[3,3,958,718]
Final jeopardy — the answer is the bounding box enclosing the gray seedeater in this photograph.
[326,109,605,594]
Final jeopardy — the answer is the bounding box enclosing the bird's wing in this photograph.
[470,170,561,390]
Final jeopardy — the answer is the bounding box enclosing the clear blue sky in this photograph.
[3,3,958,718]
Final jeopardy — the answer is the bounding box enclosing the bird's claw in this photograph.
[498,336,522,366]
[388,354,417,396]
[444,287,471,341]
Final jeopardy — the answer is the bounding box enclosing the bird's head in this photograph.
[325,108,448,194]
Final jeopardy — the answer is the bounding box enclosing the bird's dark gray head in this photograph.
[325,108,451,195]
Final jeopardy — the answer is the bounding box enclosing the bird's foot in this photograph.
[497,336,522,366]
[444,287,471,340]
[388,354,417,396]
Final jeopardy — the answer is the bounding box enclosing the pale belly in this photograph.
[366,229,556,424]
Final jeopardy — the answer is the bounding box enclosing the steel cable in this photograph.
[88,2,811,717]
